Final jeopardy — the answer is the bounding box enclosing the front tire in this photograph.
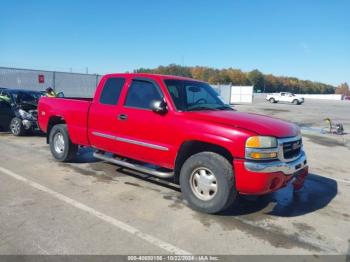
[180,152,237,214]
[49,124,78,162]
[269,98,275,103]
[292,99,299,105]
[10,117,25,136]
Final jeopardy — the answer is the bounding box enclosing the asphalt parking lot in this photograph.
[0,97,349,255]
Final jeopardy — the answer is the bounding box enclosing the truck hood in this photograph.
[186,110,299,138]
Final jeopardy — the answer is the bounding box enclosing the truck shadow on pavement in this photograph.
[71,149,338,218]
[115,167,338,218]
[221,173,338,217]
[71,147,102,163]
[0,131,46,136]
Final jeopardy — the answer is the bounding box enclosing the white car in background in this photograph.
[266,92,305,105]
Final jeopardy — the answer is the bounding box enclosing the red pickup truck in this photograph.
[38,73,308,213]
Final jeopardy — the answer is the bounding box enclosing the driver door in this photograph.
[114,78,176,169]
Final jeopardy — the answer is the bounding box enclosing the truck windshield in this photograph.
[164,79,232,111]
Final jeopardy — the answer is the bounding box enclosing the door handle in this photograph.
[118,114,128,121]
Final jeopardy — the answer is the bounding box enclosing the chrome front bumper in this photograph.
[244,151,307,175]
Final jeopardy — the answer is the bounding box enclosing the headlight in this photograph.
[18,109,34,120]
[246,136,277,148]
[245,136,278,160]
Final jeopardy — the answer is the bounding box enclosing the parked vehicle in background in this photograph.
[0,99,14,131]
[344,96,350,101]
[38,73,308,214]
[0,89,43,135]
[266,92,305,105]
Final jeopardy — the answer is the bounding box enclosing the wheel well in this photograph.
[46,116,66,144]
[174,141,233,184]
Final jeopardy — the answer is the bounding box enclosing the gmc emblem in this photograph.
[292,142,301,150]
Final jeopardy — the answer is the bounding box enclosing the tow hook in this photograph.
[292,167,309,192]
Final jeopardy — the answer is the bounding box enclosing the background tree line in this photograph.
[335,82,350,97]
[134,64,337,94]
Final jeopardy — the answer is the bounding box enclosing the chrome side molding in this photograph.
[92,131,169,151]
[93,152,174,179]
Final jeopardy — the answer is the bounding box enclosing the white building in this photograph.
[212,85,254,104]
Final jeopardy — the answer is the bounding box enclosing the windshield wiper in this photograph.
[215,105,234,111]
[186,106,219,111]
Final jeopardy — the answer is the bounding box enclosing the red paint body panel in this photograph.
[38,97,92,146]
[185,111,299,138]
[38,73,304,194]
[234,159,297,194]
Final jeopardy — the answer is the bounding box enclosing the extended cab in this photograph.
[38,74,308,213]
[266,92,305,105]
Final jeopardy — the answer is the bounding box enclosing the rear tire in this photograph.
[10,117,25,136]
[180,152,236,214]
[269,98,275,103]
[49,124,78,162]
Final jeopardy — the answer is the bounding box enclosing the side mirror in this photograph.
[151,100,168,114]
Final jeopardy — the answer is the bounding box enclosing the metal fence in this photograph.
[0,67,102,97]
[212,84,232,104]
[0,67,256,103]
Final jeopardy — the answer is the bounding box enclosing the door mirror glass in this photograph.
[151,100,167,114]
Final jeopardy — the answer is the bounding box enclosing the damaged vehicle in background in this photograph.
[0,88,43,136]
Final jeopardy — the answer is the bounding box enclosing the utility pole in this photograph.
[53,71,56,92]
[263,79,266,93]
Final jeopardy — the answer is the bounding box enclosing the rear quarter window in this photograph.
[100,78,125,105]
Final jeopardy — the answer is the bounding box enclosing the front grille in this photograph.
[283,139,302,159]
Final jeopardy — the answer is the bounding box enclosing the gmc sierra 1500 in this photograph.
[38,73,308,213]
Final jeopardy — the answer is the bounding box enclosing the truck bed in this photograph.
[61,97,93,101]
[38,97,92,146]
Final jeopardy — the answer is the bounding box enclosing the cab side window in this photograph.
[99,77,125,105]
[124,80,162,109]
